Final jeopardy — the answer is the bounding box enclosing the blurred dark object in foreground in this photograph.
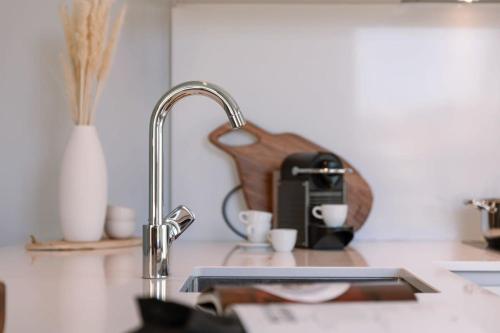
[133,298,245,333]
[0,281,4,333]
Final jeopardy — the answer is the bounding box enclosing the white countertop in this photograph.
[2,240,500,332]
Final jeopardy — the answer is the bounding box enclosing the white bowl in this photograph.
[106,205,136,220]
[105,218,135,239]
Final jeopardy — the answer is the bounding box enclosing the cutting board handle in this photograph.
[209,121,268,153]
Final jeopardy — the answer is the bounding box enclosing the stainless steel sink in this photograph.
[180,267,437,293]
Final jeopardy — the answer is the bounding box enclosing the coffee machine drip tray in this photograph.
[308,224,354,250]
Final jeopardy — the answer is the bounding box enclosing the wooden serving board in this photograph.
[25,236,141,251]
[209,121,373,231]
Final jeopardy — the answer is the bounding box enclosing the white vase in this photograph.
[59,126,108,242]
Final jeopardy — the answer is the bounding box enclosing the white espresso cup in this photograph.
[239,210,272,243]
[268,228,297,252]
[312,204,348,227]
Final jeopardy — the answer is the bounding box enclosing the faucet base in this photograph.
[143,224,170,279]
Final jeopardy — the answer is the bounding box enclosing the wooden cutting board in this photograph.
[209,121,373,231]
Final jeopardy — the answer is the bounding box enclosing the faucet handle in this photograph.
[163,205,196,241]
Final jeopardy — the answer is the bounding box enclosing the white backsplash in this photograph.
[171,3,500,241]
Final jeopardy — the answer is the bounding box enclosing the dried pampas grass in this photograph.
[60,0,127,125]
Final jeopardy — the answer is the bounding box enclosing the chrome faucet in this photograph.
[143,81,246,279]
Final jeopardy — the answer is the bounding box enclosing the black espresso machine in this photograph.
[273,152,354,250]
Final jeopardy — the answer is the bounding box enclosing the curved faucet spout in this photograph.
[144,81,246,279]
[149,81,245,227]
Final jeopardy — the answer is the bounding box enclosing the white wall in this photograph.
[171,3,500,241]
[0,0,171,245]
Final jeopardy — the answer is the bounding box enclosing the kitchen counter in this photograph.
[2,240,500,332]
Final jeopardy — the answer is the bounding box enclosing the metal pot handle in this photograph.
[464,199,498,214]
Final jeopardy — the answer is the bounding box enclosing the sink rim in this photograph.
[190,266,401,278]
[181,266,437,293]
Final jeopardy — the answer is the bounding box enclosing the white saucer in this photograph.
[237,242,271,248]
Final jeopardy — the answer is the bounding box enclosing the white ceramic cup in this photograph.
[312,204,348,227]
[239,210,272,243]
[105,205,136,239]
[106,205,135,220]
[105,219,135,239]
[268,228,297,252]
